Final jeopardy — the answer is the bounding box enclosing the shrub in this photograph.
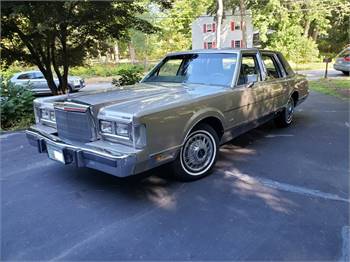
[112,65,144,87]
[70,63,146,79]
[0,80,35,130]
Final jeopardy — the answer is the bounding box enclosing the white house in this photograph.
[191,11,254,50]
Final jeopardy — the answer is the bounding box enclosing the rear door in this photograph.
[260,51,289,111]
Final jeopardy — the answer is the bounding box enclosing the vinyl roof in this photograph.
[168,48,260,56]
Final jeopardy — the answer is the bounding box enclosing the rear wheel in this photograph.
[275,96,295,127]
[172,124,219,181]
[342,71,350,76]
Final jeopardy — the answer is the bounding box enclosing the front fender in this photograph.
[181,107,225,144]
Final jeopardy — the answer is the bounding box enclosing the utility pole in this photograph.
[216,0,223,48]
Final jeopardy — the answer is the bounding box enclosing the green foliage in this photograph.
[0,80,35,130]
[131,0,210,59]
[1,1,156,94]
[70,63,145,78]
[250,0,349,62]
[112,66,144,86]
[267,31,320,63]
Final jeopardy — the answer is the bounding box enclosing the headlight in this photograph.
[50,111,56,121]
[99,120,146,148]
[41,109,50,120]
[100,120,113,134]
[116,123,131,138]
[39,108,56,126]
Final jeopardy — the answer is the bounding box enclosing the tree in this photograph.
[1,1,155,94]
[153,0,210,56]
[208,0,250,47]
[316,0,350,56]
[216,0,224,48]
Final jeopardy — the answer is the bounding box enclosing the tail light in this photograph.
[344,56,350,62]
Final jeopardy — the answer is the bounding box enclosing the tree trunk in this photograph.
[312,28,319,41]
[216,0,223,48]
[304,19,311,38]
[128,42,136,64]
[50,33,63,94]
[59,25,69,94]
[240,0,247,48]
[114,42,120,64]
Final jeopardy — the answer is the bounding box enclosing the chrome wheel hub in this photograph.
[181,132,215,174]
[286,98,294,123]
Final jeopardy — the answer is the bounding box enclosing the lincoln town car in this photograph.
[26,49,308,181]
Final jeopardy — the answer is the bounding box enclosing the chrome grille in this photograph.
[55,109,95,143]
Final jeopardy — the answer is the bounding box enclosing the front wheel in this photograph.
[172,124,219,181]
[275,96,295,127]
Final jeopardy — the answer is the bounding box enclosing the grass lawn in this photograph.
[290,62,331,71]
[309,79,350,99]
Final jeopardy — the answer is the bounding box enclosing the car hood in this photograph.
[65,82,228,116]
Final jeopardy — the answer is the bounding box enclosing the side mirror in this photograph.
[247,82,255,88]
[246,74,258,88]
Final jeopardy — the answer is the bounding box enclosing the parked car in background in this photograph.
[333,48,350,75]
[10,70,85,94]
[26,48,308,181]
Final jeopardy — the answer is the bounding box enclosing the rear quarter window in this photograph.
[276,53,295,76]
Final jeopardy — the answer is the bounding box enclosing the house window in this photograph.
[231,21,243,31]
[204,42,216,49]
[207,23,213,32]
[203,23,216,33]
[231,40,241,48]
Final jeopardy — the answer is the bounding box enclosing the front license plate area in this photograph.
[47,144,66,164]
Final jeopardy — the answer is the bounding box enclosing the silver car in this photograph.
[26,49,308,181]
[333,48,350,75]
[10,70,85,94]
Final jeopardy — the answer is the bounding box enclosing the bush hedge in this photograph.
[0,80,35,130]
[70,63,146,78]
[112,66,144,86]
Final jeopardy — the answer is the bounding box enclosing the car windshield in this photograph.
[143,53,238,86]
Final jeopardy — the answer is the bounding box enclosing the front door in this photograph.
[229,51,273,128]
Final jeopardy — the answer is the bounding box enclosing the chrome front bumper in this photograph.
[26,128,137,177]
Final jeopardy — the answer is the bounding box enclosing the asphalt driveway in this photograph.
[295,68,348,80]
[1,91,349,261]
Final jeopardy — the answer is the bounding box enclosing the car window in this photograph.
[276,53,294,76]
[158,60,182,77]
[144,53,238,86]
[33,72,45,79]
[339,49,350,58]
[237,54,261,85]
[262,54,282,79]
[17,73,33,80]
